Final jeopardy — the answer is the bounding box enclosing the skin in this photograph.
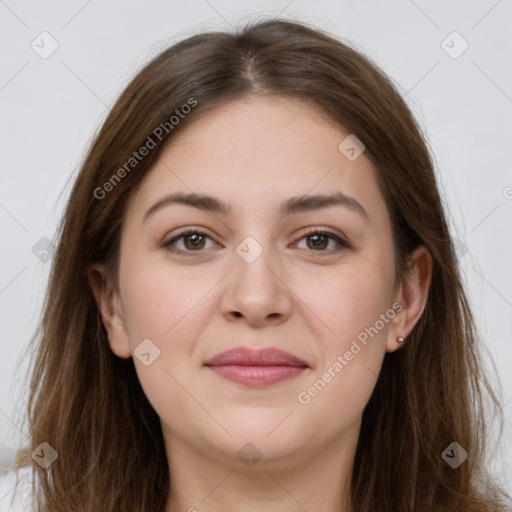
[88,96,432,512]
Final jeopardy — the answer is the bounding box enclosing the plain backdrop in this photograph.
[1,0,511,494]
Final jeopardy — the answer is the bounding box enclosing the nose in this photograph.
[220,240,293,327]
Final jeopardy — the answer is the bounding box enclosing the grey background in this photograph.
[1,0,511,493]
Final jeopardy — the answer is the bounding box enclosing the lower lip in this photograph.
[206,365,307,388]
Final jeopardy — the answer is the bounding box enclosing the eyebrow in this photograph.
[143,191,369,222]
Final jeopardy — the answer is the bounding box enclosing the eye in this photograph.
[164,227,351,255]
[295,228,351,253]
[164,229,216,253]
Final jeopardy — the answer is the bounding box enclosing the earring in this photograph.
[397,336,405,344]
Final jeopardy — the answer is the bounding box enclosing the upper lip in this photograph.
[204,347,309,367]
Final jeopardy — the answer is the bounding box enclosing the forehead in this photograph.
[125,96,388,225]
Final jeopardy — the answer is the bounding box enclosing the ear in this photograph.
[386,245,433,353]
[86,263,132,359]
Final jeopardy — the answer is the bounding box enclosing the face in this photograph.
[94,96,425,471]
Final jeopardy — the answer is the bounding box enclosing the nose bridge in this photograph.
[233,231,281,292]
[220,229,293,324]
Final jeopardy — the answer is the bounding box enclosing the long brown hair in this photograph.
[12,18,511,511]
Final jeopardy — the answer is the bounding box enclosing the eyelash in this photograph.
[163,227,351,255]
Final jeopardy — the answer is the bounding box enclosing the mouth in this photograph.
[204,347,309,388]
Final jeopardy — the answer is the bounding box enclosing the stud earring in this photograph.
[397,336,405,344]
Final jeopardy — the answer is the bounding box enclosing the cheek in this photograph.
[118,260,212,421]
[309,256,394,346]
[119,254,211,346]
[295,256,393,409]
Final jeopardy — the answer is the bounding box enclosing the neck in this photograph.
[163,424,359,512]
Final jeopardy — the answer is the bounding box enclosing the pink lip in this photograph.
[204,347,309,388]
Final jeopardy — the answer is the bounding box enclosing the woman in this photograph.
[4,18,511,512]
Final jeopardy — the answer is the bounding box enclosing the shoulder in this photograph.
[0,465,35,512]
